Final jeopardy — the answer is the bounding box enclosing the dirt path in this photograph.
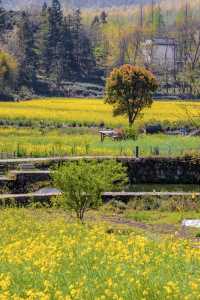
[101,215,190,237]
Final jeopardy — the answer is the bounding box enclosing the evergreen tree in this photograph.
[42,2,48,15]
[90,12,106,68]
[100,11,107,24]
[79,31,96,78]
[71,9,82,73]
[18,12,37,87]
[62,15,74,80]
[153,6,165,34]
[14,0,98,88]
[48,0,64,85]
[37,2,51,75]
[91,16,100,27]
[71,9,96,79]
[0,0,6,35]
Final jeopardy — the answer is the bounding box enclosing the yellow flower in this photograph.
[190,282,198,290]
[0,275,11,291]
[107,278,113,287]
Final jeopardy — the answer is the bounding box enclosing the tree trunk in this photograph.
[76,209,85,223]
[128,112,133,127]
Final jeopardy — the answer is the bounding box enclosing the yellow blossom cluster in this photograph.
[0,209,199,299]
[0,98,199,127]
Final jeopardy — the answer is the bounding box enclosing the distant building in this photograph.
[143,37,178,72]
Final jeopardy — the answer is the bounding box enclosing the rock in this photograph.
[35,187,61,195]
[182,220,200,228]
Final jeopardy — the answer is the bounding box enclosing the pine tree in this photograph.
[79,31,96,78]
[48,0,64,85]
[36,2,51,75]
[0,0,6,35]
[18,12,37,87]
[71,9,82,73]
[42,2,48,15]
[90,13,105,68]
[100,11,107,24]
[91,16,100,27]
[153,6,165,34]
[62,15,74,80]
[71,8,96,79]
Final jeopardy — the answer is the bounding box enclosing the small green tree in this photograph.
[0,50,18,94]
[52,160,128,222]
[105,64,158,127]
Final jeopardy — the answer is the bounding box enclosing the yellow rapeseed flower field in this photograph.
[0,98,200,127]
[0,98,200,157]
[0,209,200,300]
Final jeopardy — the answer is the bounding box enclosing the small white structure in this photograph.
[182,220,200,228]
[143,37,177,71]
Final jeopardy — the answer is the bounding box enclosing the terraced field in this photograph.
[0,98,199,157]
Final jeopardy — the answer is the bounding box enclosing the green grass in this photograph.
[125,210,200,225]
[0,127,200,157]
[0,98,200,158]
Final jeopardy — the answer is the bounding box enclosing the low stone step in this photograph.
[0,191,61,205]
[18,163,36,171]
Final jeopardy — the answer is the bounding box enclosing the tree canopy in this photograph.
[52,160,128,221]
[105,64,158,127]
[0,50,17,95]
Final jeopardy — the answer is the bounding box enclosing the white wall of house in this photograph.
[143,38,177,71]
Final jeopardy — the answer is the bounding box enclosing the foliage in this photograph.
[124,126,138,140]
[127,196,200,212]
[2,0,200,98]
[33,1,95,85]
[105,65,158,127]
[0,50,17,94]
[52,160,127,221]
[18,12,37,86]
[1,0,96,97]
[0,0,6,34]
[3,0,200,98]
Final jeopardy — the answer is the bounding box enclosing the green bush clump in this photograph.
[52,160,128,221]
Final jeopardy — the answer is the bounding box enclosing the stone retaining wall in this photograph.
[125,157,200,184]
[0,156,200,194]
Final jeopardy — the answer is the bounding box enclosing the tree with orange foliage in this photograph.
[105,64,158,127]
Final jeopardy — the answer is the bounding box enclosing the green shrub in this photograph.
[127,196,200,212]
[124,127,139,140]
[109,199,127,210]
[52,160,128,221]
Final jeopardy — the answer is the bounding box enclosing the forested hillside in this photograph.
[3,0,151,9]
[1,0,200,100]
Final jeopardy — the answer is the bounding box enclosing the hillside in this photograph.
[3,0,154,9]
